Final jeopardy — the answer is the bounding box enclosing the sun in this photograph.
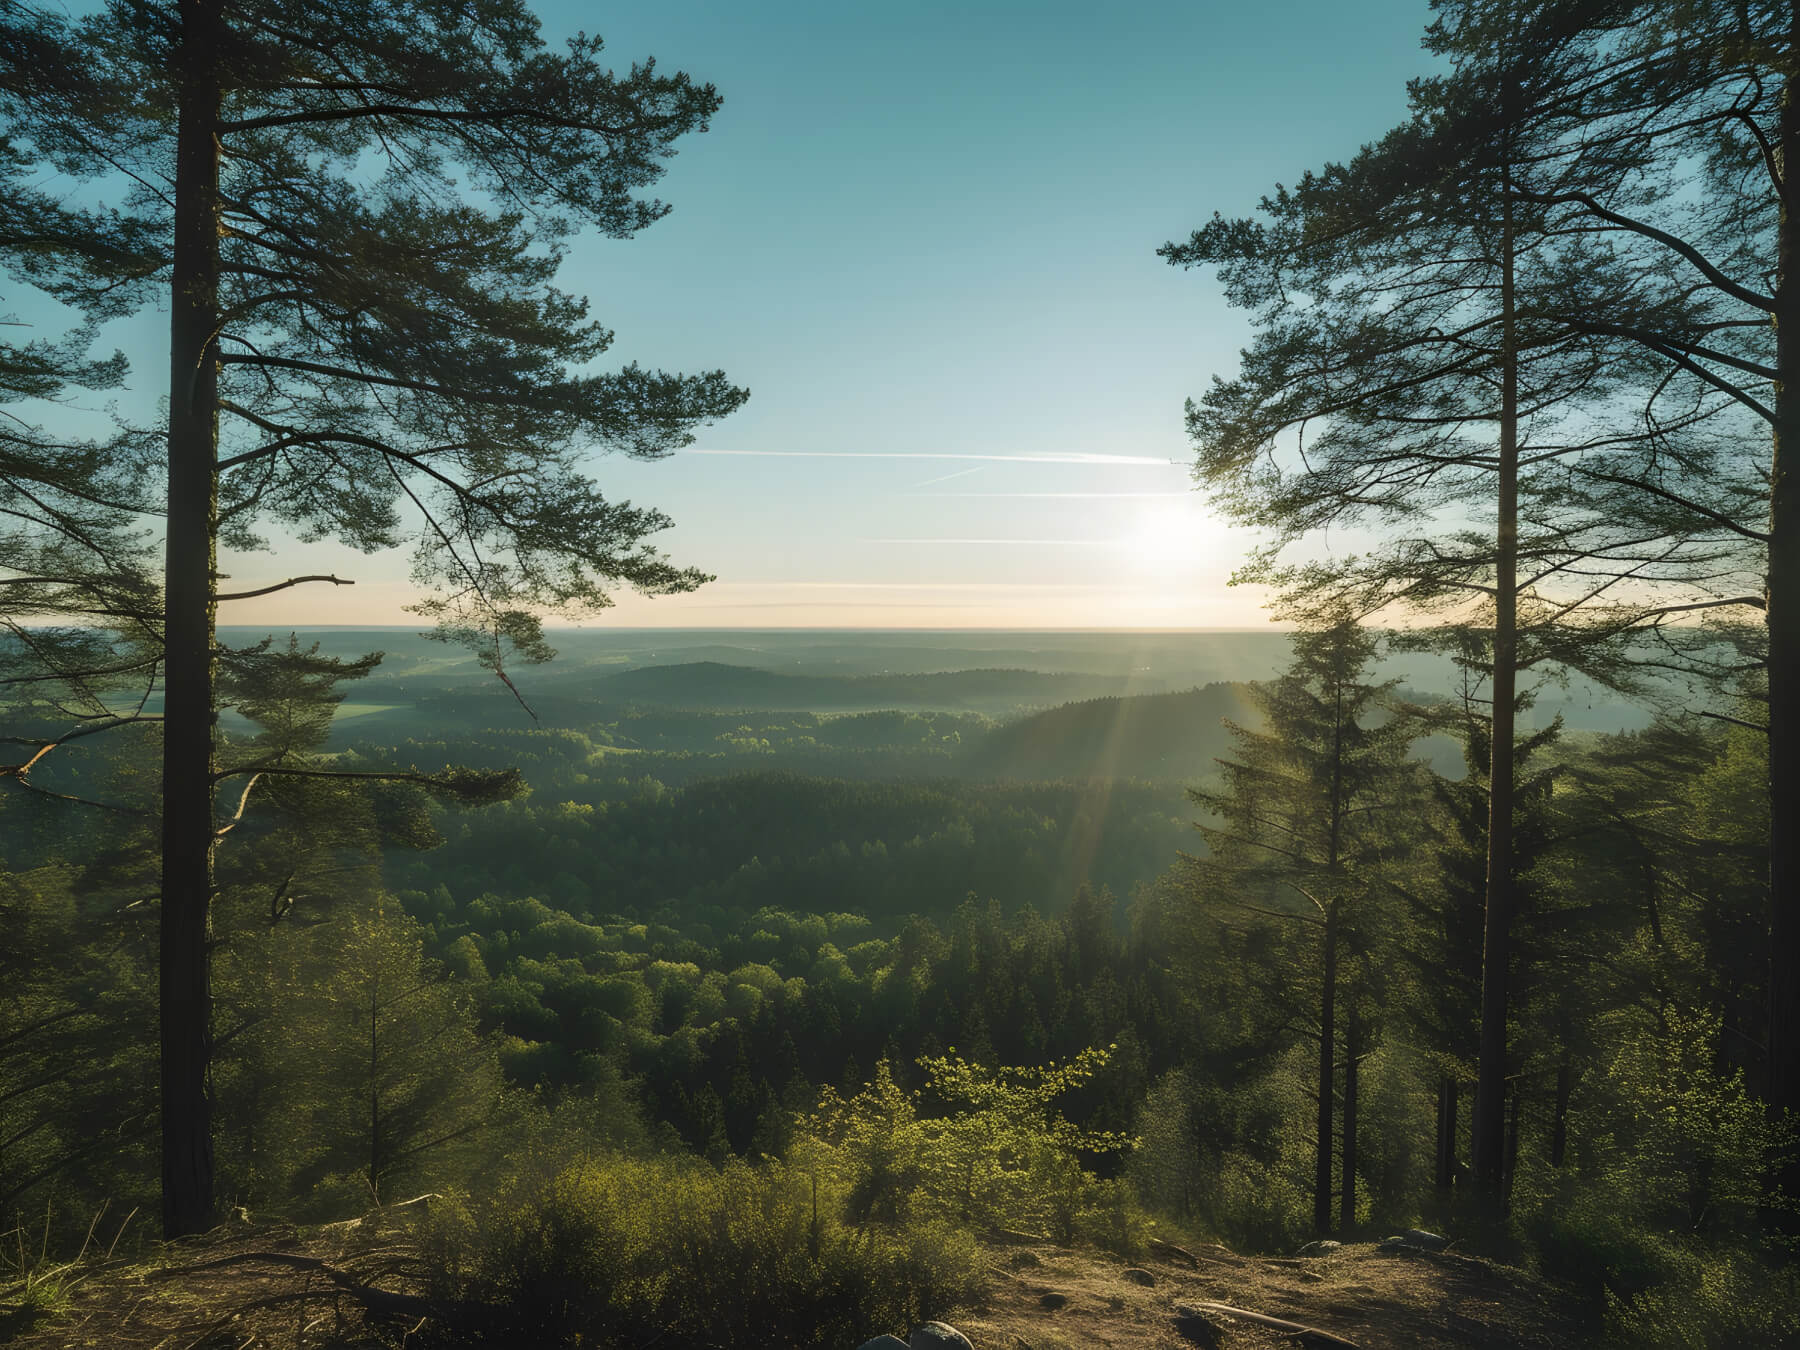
[1123,503,1205,568]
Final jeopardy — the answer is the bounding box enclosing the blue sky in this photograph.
[224,0,1437,627]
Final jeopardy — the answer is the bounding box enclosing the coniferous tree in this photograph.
[1161,0,1764,1191]
[1332,0,1797,1188]
[0,0,746,1234]
[1185,619,1420,1234]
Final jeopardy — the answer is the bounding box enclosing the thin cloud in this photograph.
[691,449,1173,466]
[912,466,986,488]
[869,537,1115,546]
[914,491,1192,499]
[707,581,1118,591]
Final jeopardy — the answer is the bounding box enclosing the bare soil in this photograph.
[957,1237,1598,1350]
[2,1222,1599,1349]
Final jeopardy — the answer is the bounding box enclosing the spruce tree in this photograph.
[1185,618,1419,1234]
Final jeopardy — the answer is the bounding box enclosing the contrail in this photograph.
[912,466,986,487]
[690,449,1173,466]
[707,581,1118,591]
[869,537,1115,546]
[914,491,1191,499]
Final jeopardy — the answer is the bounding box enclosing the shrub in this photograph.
[423,1153,980,1348]
[804,1046,1147,1256]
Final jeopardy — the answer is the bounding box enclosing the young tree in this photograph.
[1185,619,1419,1234]
[0,0,746,1234]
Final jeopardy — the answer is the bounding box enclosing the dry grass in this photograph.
[1,1220,1598,1350]
[3,1215,429,1350]
[956,1237,1597,1350]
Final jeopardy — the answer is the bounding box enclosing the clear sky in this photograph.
[213,1,1436,628]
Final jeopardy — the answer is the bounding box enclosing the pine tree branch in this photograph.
[1567,466,1769,543]
[1696,709,1768,734]
[1512,187,1774,312]
[214,573,354,602]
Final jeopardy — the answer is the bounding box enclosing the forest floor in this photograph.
[960,1233,1598,1350]
[1,1218,1600,1350]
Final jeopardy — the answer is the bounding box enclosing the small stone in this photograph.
[910,1323,974,1350]
[1121,1266,1156,1286]
[1038,1292,1067,1310]
[858,1339,909,1350]
[1172,1310,1223,1348]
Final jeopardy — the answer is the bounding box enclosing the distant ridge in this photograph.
[586,661,1159,711]
[963,684,1252,782]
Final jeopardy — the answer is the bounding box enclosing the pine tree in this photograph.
[1161,1,1765,1195]
[1185,619,1420,1234]
[1413,0,1800,1204]
[0,0,746,1234]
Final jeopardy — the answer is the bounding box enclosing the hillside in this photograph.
[964,685,1253,783]
[586,662,1158,712]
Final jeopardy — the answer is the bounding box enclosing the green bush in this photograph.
[423,1153,981,1348]
[803,1046,1148,1256]
[1511,1008,1798,1348]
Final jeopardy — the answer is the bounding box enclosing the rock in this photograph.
[1006,1250,1041,1268]
[910,1323,974,1350]
[1296,1239,1342,1257]
[1403,1228,1450,1250]
[1379,1228,1450,1255]
[1149,1236,1201,1267]
[1038,1292,1067,1310]
[1121,1266,1156,1286]
[858,1339,909,1350]
[1171,1309,1223,1347]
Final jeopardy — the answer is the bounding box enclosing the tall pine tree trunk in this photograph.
[161,0,223,1239]
[1473,182,1520,1199]
[1435,1076,1459,1193]
[1314,902,1338,1236]
[1550,1058,1570,1169]
[1768,11,1800,1208]
[1340,1010,1360,1233]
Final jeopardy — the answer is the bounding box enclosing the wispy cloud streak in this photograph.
[869,537,1114,546]
[691,449,1172,466]
[707,581,1118,591]
[912,491,1191,499]
[912,466,986,488]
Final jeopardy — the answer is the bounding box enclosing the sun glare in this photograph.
[1124,503,1206,568]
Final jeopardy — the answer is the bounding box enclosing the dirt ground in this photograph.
[3,1222,1599,1350]
[956,1236,1598,1350]
[2,1218,426,1350]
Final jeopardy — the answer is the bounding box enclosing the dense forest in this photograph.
[4,0,1799,1347]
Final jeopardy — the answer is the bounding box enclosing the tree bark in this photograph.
[1340,1010,1360,1233]
[1473,178,1520,1200]
[1767,8,1800,1208]
[1503,1081,1523,1203]
[1315,902,1338,1236]
[369,975,381,1205]
[161,0,224,1239]
[1435,1076,1458,1193]
[1550,1058,1570,1169]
